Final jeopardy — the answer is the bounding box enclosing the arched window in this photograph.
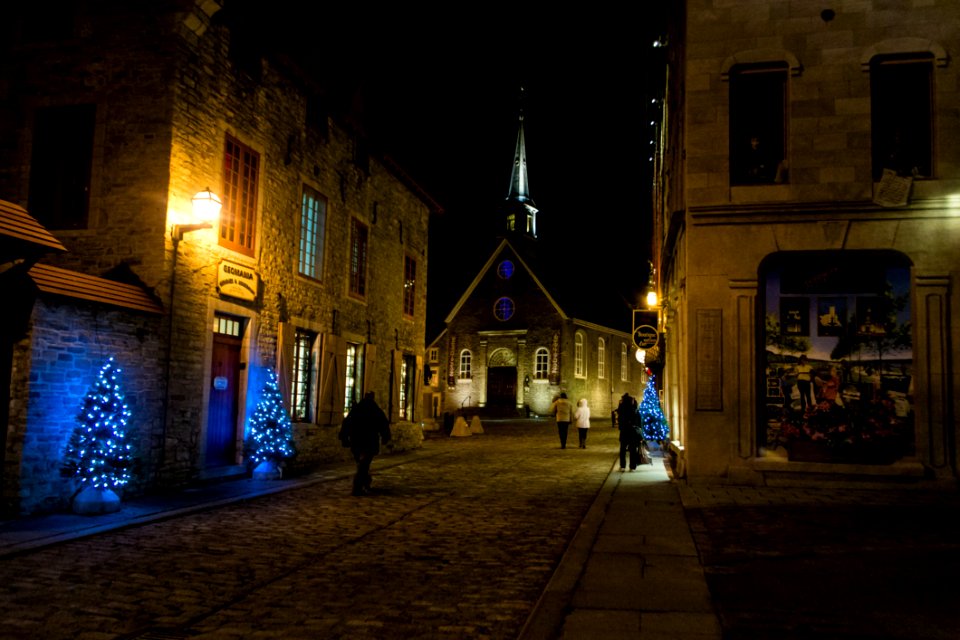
[620,343,628,381]
[574,332,586,378]
[597,338,606,379]
[459,350,472,380]
[534,347,549,379]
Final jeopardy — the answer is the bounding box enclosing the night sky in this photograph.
[237,2,669,334]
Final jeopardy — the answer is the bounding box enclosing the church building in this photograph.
[424,109,645,420]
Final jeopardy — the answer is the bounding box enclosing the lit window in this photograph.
[534,348,549,379]
[494,297,515,321]
[597,338,606,379]
[291,329,317,421]
[298,186,326,279]
[459,350,472,380]
[343,342,363,416]
[497,260,515,279]
[428,347,439,363]
[221,135,260,255]
[574,333,585,378]
[349,218,368,298]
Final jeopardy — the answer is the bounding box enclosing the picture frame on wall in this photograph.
[780,297,809,336]
[817,297,846,337]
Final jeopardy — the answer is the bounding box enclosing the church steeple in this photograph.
[504,88,538,240]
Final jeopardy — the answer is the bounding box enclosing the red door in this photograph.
[206,333,241,466]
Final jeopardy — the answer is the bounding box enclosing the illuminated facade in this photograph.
[651,1,959,484]
[0,1,435,514]
[425,112,644,420]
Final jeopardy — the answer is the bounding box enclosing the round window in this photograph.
[494,297,515,321]
[497,260,515,279]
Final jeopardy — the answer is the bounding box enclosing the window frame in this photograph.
[348,217,369,299]
[574,332,586,379]
[291,328,317,422]
[534,347,549,380]
[298,185,327,280]
[458,350,472,380]
[403,254,417,318]
[597,338,606,379]
[870,53,935,181]
[220,134,260,256]
[729,62,788,186]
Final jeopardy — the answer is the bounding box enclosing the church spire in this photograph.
[505,87,538,239]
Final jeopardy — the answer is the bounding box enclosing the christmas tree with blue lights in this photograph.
[244,367,295,474]
[639,374,670,443]
[62,357,134,491]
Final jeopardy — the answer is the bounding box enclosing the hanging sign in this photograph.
[633,325,659,350]
[217,259,259,301]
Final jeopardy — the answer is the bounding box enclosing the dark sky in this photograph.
[239,2,669,334]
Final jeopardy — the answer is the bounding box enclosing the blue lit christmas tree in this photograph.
[639,375,670,443]
[62,357,134,490]
[244,367,295,476]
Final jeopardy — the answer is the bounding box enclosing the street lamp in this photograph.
[172,188,222,241]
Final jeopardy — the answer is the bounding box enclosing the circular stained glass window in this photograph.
[494,297,515,321]
[497,260,515,279]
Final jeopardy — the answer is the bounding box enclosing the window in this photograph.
[574,332,585,378]
[403,255,416,317]
[221,135,259,255]
[459,350,472,380]
[871,53,934,180]
[298,186,326,279]
[729,63,788,185]
[399,354,416,420]
[597,338,606,379]
[428,347,439,363]
[494,297,515,321]
[497,260,515,279]
[28,104,95,230]
[343,342,363,416]
[349,218,368,298]
[620,343,628,381]
[291,329,317,421]
[534,348,549,379]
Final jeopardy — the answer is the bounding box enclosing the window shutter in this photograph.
[390,349,403,423]
[318,333,345,426]
[276,322,294,407]
[363,343,378,396]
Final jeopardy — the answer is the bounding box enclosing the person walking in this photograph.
[339,391,391,496]
[616,392,641,471]
[574,398,591,448]
[550,392,573,449]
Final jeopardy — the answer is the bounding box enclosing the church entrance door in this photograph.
[487,367,517,410]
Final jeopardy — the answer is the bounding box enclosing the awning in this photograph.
[0,199,67,253]
[29,263,164,314]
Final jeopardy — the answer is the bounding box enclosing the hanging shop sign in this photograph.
[633,325,659,350]
[217,259,259,301]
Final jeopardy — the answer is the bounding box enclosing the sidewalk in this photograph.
[520,450,722,640]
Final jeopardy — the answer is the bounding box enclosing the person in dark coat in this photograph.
[616,392,641,471]
[339,391,391,496]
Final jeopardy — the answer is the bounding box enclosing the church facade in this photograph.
[424,112,645,421]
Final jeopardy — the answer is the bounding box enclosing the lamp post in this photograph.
[159,189,222,477]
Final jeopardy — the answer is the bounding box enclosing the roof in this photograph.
[0,200,67,253]
[29,263,164,314]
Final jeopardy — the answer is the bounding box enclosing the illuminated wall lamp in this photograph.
[646,289,659,308]
[172,188,222,240]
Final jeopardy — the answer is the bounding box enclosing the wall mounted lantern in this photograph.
[172,188,222,241]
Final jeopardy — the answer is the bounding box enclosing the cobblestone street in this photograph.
[0,421,622,640]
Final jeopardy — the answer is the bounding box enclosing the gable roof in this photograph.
[444,237,567,325]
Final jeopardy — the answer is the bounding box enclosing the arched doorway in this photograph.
[487,347,517,411]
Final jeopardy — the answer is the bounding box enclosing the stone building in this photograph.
[651,1,959,485]
[0,1,436,515]
[425,111,645,422]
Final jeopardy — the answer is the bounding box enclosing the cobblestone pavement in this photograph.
[679,484,960,640]
[0,420,623,640]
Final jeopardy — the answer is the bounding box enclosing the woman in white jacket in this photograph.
[574,398,591,448]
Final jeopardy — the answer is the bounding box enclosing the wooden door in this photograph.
[206,333,241,466]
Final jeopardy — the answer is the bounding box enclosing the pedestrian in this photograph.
[616,392,641,471]
[339,391,391,496]
[574,398,591,448]
[550,392,573,449]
